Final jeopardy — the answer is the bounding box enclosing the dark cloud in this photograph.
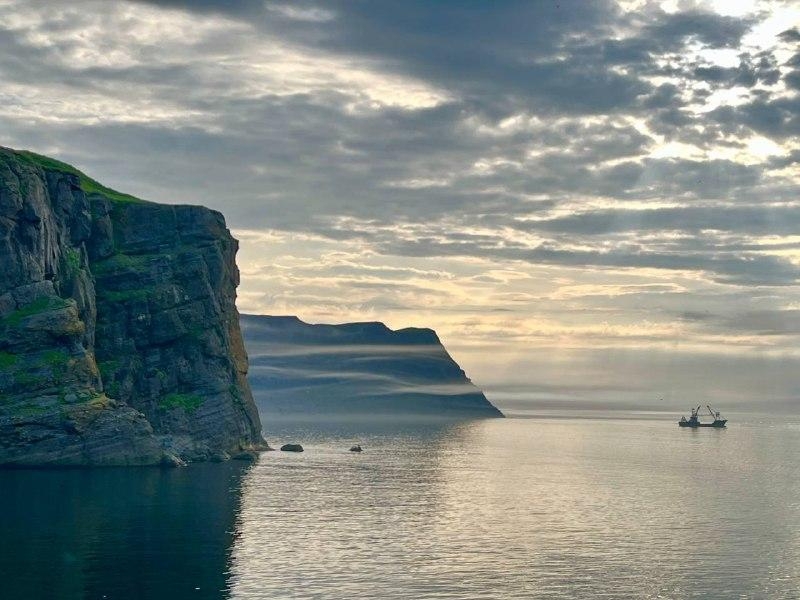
[707,95,800,140]
[678,309,800,337]
[516,205,800,237]
[724,310,800,336]
[1,2,799,353]
[128,0,752,117]
[785,70,800,91]
[335,226,800,287]
[641,83,684,109]
[778,27,800,42]
[645,9,753,48]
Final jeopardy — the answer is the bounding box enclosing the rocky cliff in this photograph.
[242,314,503,420]
[0,147,265,466]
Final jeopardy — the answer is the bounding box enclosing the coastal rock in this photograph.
[241,314,504,419]
[280,443,304,452]
[231,449,261,461]
[0,147,265,466]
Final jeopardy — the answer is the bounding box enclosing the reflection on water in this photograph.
[231,415,800,599]
[0,462,251,600]
[3,414,800,599]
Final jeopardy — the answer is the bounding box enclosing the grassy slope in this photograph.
[12,149,146,204]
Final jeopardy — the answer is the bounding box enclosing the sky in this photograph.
[1,0,799,410]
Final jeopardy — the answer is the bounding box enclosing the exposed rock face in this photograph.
[0,147,265,466]
[241,314,503,420]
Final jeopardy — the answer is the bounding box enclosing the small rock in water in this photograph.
[280,443,304,452]
[349,445,362,452]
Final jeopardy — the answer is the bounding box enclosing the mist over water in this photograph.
[3,412,800,599]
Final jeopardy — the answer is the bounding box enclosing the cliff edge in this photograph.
[0,147,265,466]
[242,314,503,420]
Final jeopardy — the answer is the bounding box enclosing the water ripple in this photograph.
[226,415,800,599]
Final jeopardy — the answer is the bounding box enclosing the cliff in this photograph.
[241,314,503,420]
[0,147,265,466]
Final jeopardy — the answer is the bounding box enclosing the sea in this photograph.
[2,410,799,599]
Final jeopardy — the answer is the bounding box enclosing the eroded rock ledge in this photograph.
[0,147,265,466]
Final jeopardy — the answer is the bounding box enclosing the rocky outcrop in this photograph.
[0,147,265,466]
[279,443,303,452]
[241,314,503,420]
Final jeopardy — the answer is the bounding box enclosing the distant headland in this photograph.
[241,314,503,421]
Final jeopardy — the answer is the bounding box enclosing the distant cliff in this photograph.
[241,314,503,420]
[0,147,265,466]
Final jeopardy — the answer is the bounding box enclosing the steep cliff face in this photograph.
[0,147,264,466]
[242,314,503,420]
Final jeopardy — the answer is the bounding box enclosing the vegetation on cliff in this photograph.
[14,150,145,204]
[0,146,265,466]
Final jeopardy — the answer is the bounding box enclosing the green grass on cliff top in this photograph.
[13,149,146,204]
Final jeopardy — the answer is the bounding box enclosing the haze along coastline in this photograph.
[0,147,265,466]
[242,314,503,421]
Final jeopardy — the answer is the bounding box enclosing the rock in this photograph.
[209,451,231,462]
[0,398,165,467]
[231,449,259,461]
[161,453,188,468]
[280,443,304,452]
[0,147,266,467]
[349,445,362,452]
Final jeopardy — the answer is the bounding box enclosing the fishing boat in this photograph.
[678,405,727,428]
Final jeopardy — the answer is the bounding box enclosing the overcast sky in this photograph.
[2,0,799,410]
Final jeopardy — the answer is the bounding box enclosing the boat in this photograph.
[678,405,727,428]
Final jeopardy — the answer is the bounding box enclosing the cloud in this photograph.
[778,27,800,42]
[1,0,799,405]
[720,310,800,336]
[375,234,800,287]
[519,205,800,237]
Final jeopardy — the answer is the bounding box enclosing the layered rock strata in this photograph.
[0,147,265,466]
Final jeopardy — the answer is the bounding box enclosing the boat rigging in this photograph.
[678,405,727,428]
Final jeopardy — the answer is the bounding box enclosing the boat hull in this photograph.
[678,420,727,428]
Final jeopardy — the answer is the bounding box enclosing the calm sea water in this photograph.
[2,411,800,599]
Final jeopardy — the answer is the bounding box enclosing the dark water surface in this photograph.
[0,462,248,599]
[3,412,800,599]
